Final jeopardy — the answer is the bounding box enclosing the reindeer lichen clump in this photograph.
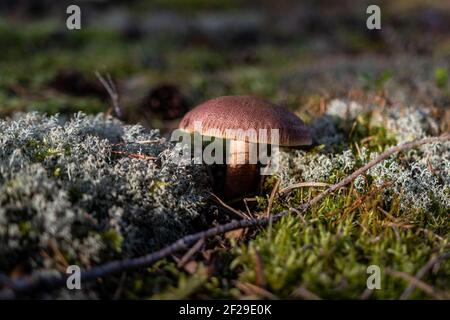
[0,112,211,285]
[278,100,449,212]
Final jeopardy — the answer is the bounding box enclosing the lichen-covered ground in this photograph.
[0,1,449,299]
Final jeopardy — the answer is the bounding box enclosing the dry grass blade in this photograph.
[113,272,127,300]
[112,140,162,147]
[278,182,330,195]
[243,198,254,219]
[135,140,163,144]
[359,288,374,300]
[265,179,281,217]
[234,281,278,300]
[111,150,156,161]
[95,71,122,119]
[209,192,248,219]
[290,286,322,300]
[177,238,204,269]
[253,247,266,288]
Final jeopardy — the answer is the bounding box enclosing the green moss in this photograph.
[228,67,279,98]
[27,140,64,162]
[348,113,397,152]
[168,47,227,72]
[149,180,171,194]
[19,221,32,237]
[231,189,449,299]
[434,67,449,89]
[102,230,124,254]
[361,70,394,91]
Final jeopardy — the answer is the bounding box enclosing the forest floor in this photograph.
[0,1,449,299]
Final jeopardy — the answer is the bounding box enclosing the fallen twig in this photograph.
[0,134,448,299]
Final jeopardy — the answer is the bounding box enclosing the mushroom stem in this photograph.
[224,139,259,200]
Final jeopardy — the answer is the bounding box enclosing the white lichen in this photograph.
[0,112,212,279]
[326,99,364,120]
[279,102,449,212]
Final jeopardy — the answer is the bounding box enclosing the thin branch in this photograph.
[0,134,448,299]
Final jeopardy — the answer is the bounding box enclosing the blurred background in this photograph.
[0,0,449,132]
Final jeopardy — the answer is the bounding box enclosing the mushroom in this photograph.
[178,95,312,199]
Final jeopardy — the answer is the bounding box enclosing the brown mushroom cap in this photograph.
[179,95,312,146]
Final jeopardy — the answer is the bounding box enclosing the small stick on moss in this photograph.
[0,134,448,299]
